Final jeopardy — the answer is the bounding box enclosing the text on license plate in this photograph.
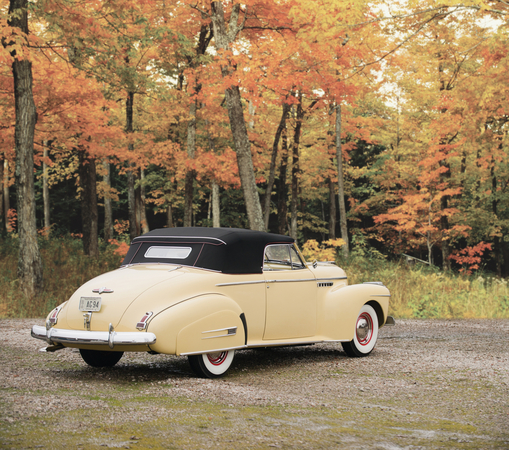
[79,297,102,311]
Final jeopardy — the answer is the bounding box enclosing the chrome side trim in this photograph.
[31,325,156,348]
[316,277,348,281]
[371,294,391,297]
[216,280,266,287]
[202,326,237,335]
[180,345,247,356]
[214,276,348,287]
[202,326,237,339]
[248,340,323,347]
[265,278,316,284]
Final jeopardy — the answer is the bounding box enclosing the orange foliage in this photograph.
[108,239,130,258]
[449,243,493,274]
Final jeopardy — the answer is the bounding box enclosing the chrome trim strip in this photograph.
[31,325,156,347]
[316,277,348,281]
[136,235,227,245]
[180,345,247,356]
[218,277,324,286]
[202,334,236,340]
[216,280,266,287]
[265,278,316,284]
[202,327,237,334]
[122,263,221,273]
[371,294,391,297]
[202,326,237,339]
[248,340,323,347]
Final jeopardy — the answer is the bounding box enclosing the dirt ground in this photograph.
[0,318,508,449]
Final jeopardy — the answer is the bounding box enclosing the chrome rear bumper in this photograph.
[31,324,156,349]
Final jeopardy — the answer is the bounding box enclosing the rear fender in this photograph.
[147,294,245,355]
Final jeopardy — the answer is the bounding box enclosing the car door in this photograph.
[262,244,317,340]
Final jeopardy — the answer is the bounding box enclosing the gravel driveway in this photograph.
[1,318,508,449]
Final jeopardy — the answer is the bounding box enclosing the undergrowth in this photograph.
[340,254,509,319]
[0,236,123,318]
[0,236,508,319]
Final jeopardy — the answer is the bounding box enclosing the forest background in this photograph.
[1,0,509,318]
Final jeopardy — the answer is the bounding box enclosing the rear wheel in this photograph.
[79,349,124,367]
[188,350,235,378]
[342,304,379,357]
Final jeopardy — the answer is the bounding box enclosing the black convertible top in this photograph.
[121,227,295,274]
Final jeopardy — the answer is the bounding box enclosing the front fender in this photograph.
[147,294,245,355]
[320,283,391,341]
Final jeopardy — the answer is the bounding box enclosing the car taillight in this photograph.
[47,306,63,326]
[136,312,153,331]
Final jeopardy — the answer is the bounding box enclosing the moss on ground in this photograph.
[1,390,506,450]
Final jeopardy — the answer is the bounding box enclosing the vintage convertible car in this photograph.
[32,227,393,378]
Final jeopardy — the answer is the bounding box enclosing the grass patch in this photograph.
[0,235,123,318]
[1,235,508,319]
[341,255,509,319]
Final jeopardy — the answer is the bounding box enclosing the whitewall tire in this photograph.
[342,304,379,357]
[188,350,235,378]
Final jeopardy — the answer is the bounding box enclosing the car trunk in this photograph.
[62,265,185,331]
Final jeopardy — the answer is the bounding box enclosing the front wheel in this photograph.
[79,349,124,367]
[342,304,379,357]
[188,350,235,378]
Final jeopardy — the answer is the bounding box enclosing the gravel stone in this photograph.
[1,318,508,449]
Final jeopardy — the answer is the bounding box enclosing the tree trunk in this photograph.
[277,129,289,236]
[290,94,304,240]
[335,104,349,257]
[184,98,197,227]
[135,169,143,235]
[210,1,264,231]
[166,203,174,228]
[103,160,114,242]
[439,157,452,271]
[78,152,99,257]
[0,155,3,234]
[328,178,336,239]
[212,181,220,227]
[263,102,290,231]
[42,145,50,236]
[3,160,10,233]
[492,156,502,277]
[6,0,43,297]
[140,168,149,234]
[126,91,137,240]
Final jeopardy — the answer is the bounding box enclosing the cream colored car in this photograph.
[32,227,393,378]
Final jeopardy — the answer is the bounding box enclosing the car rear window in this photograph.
[144,246,192,259]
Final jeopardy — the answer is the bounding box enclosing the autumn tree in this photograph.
[2,0,43,297]
[208,1,265,231]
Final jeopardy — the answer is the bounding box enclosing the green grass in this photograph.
[0,235,508,319]
[341,254,509,319]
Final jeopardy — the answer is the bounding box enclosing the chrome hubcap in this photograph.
[356,313,373,345]
[207,351,227,366]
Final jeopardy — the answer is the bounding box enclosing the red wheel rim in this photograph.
[207,352,228,366]
[356,312,373,346]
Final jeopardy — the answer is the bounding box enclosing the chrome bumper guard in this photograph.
[31,324,156,349]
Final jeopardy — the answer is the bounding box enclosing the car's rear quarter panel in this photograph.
[148,294,245,355]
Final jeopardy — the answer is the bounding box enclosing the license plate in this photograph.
[79,297,102,312]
